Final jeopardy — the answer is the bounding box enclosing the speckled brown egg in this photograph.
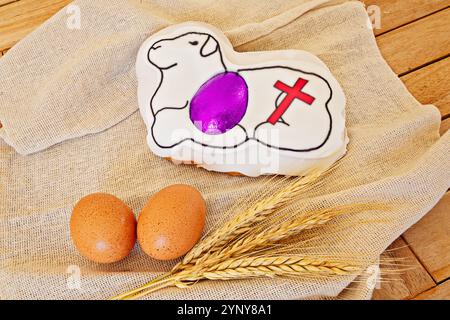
[137,184,206,260]
[70,193,136,264]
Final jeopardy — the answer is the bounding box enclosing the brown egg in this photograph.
[70,193,136,264]
[137,184,206,260]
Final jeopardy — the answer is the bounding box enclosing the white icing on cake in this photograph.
[136,22,348,176]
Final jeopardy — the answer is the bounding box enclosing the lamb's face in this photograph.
[148,32,219,70]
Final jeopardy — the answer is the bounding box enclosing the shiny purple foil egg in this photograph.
[189,72,248,135]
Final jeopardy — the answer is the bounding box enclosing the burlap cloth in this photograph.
[0,0,449,300]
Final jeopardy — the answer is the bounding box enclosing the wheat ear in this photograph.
[180,171,324,267]
[192,207,340,266]
[209,203,383,262]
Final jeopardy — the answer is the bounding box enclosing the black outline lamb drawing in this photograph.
[144,29,339,154]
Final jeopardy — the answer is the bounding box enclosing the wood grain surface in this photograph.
[0,0,71,52]
[363,0,450,35]
[0,0,448,300]
[440,118,450,136]
[372,238,435,300]
[414,280,450,299]
[401,58,450,118]
[376,8,450,76]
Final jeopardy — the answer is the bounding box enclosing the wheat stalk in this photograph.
[190,203,383,268]
[176,255,361,284]
[199,256,360,277]
[180,170,324,268]
[114,255,361,300]
[192,207,341,266]
[229,203,384,255]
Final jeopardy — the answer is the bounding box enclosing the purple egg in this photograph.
[190,72,248,135]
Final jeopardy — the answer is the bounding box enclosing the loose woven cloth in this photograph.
[0,0,449,300]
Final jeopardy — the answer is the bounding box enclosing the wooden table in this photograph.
[0,0,448,300]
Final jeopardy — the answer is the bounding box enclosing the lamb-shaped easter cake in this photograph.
[137,22,348,176]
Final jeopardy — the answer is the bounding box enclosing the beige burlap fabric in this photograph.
[0,0,449,300]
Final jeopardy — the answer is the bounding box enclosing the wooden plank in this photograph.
[0,0,72,52]
[372,238,435,300]
[414,280,450,299]
[401,58,450,118]
[377,9,450,75]
[440,118,450,136]
[403,192,450,283]
[0,0,19,7]
[364,0,450,36]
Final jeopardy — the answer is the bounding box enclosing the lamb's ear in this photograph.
[200,35,218,57]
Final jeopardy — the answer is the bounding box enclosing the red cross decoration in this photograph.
[267,78,315,125]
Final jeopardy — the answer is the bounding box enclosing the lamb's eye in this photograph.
[189,41,199,46]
